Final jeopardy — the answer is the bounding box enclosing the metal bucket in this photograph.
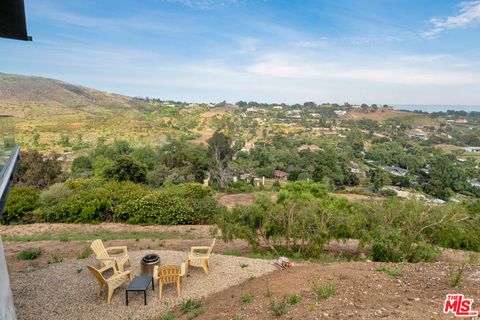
[140,253,160,276]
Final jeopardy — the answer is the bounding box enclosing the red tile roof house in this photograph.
[274,170,289,180]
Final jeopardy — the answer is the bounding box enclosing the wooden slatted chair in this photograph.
[90,239,130,272]
[153,263,187,299]
[188,238,215,275]
[87,263,132,304]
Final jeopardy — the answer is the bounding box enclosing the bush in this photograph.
[0,187,40,224]
[103,155,147,183]
[226,180,254,193]
[41,179,148,223]
[378,188,398,197]
[18,248,43,260]
[114,183,220,224]
[15,149,62,189]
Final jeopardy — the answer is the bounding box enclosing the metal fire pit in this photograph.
[140,253,160,276]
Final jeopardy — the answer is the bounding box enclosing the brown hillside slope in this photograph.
[0,73,143,117]
[343,108,437,127]
[177,262,480,320]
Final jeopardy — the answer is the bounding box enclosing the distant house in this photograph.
[334,110,347,116]
[456,119,468,124]
[465,147,480,153]
[286,110,301,117]
[383,166,408,177]
[407,130,428,140]
[469,179,480,187]
[274,170,289,180]
[297,145,322,152]
[246,107,258,113]
[272,106,283,110]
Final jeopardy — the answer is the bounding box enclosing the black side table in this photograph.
[126,275,154,305]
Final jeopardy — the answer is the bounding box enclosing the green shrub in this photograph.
[18,248,43,260]
[240,293,253,304]
[180,299,202,315]
[41,179,148,223]
[312,282,337,300]
[103,155,147,183]
[287,294,301,305]
[269,298,289,316]
[76,247,93,259]
[378,188,397,197]
[1,186,40,224]
[115,183,219,224]
[227,181,254,193]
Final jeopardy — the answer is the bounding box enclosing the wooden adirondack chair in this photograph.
[188,238,215,275]
[87,263,132,304]
[153,263,187,299]
[90,239,130,272]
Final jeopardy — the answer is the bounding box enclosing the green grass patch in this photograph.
[180,299,202,315]
[76,247,93,260]
[287,294,301,305]
[269,298,289,317]
[18,248,43,260]
[240,293,253,304]
[312,282,337,300]
[377,266,403,277]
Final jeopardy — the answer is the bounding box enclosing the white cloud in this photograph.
[245,53,480,85]
[163,0,242,10]
[294,39,329,49]
[423,1,480,38]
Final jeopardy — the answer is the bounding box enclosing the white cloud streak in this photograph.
[423,1,480,38]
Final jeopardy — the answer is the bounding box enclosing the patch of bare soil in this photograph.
[344,109,437,127]
[218,192,381,209]
[0,223,212,238]
[177,262,480,320]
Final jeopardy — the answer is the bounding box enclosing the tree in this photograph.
[208,132,234,188]
[370,169,391,192]
[103,156,147,183]
[15,149,62,189]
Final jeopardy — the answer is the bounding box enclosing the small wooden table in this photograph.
[126,275,154,305]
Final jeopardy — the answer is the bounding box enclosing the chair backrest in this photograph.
[207,238,216,255]
[158,265,180,284]
[87,265,106,285]
[91,239,108,259]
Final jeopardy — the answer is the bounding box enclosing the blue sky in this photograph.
[1,0,480,105]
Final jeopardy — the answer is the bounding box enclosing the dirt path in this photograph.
[176,262,480,320]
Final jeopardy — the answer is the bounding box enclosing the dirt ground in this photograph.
[218,192,381,209]
[176,262,480,320]
[3,223,480,320]
[0,224,251,272]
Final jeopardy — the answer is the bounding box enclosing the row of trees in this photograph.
[217,181,480,262]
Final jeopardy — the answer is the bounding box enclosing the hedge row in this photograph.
[1,179,222,225]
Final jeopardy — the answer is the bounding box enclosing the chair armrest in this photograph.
[98,261,116,273]
[107,270,131,284]
[106,246,128,254]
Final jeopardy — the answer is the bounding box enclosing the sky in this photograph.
[1,0,480,106]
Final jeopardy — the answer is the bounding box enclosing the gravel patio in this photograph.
[10,250,277,320]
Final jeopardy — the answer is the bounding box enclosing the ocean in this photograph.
[392,105,480,113]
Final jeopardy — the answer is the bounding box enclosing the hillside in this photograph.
[343,107,438,127]
[0,73,144,117]
[0,73,199,153]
